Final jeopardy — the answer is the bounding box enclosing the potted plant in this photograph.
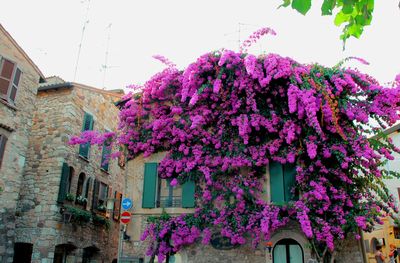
[65,193,75,202]
[76,195,88,206]
[97,203,107,212]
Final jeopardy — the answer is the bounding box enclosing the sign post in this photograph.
[118,197,133,262]
[121,198,133,210]
[120,211,131,224]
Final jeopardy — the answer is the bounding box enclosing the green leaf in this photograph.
[342,0,355,14]
[291,0,312,15]
[279,0,291,8]
[321,0,336,15]
[334,11,351,26]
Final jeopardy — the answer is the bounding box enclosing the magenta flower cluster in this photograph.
[70,45,400,260]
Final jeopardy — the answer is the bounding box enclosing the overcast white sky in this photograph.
[1,0,399,91]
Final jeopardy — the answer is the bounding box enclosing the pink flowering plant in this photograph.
[70,30,400,261]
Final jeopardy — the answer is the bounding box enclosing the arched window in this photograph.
[76,173,86,198]
[84,177,91,199]
[273,238,304,263]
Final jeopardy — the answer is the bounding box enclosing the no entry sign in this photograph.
[120,211,131,224]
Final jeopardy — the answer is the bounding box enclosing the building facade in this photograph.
[14,79,125,263]
[122,152,365,263]
[363,124,400,263]
[0,23,45,263]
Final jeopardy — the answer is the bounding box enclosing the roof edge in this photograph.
[0,24,45,79]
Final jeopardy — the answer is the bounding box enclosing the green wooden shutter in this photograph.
[283,164,297,202]
[92,179,100,210]
[142,163,158,208]
[182,180,195,208]
[57,162,70,203]
[270,162,285,205]
[79,112,94,158]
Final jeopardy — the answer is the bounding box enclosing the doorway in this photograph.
[273,238,304,263]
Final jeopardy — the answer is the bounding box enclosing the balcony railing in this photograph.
[157,196,182,208]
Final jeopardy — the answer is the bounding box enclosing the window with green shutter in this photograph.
[142,163,158,208]
[182,180,196,208]
[57,162,70,203]
[142,163,196,209]
[100,131,111,171]
[269,162,298,205]
[79,112,94,159]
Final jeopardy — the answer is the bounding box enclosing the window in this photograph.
[273,239,304,263]
[100,131,111,171]
[66,167,74,194]
[269,162,298,205]
[142,163,195,208]
[99,182,108,205]
[156,178,182,208]
[0,134,8,169]
[57,163,71,203]
[118,146,126,168]
[0,57,22,104]
[76,173,86,198]
[79,112,94,159]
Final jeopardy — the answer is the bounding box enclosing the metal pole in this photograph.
[117,224,124,262]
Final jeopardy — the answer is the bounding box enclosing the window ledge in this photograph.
[78,155,89,162]
[0,99,17,111]
[100,168,110,174]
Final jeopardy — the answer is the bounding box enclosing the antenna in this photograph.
[102,23,112,89]
[73,0,91,81]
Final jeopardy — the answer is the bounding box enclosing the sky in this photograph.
[1,0,399,91]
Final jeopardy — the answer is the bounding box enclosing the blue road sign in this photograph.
[121,198,133,210]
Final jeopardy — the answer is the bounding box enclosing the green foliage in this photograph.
[64,205,91,223]
[280,0,374,46]
[65,193,75,202]
[63,205,110,229]
[92,214,111,229]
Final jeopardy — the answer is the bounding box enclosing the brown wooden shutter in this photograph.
[113,191,122,221]
[0,59,15,98]
[0,135,8,169]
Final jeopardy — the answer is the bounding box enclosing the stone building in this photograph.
[0,23,45,263]
[363,123,400,263]
[121,152,365,263]
[14,78,126,263]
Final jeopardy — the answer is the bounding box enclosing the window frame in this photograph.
[0,56,22,105]
[0,133,8,169]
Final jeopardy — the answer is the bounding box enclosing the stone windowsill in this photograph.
[78,155,90,162]
[0,98,17,111]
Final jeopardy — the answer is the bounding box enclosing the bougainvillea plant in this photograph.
[70,28,400,262]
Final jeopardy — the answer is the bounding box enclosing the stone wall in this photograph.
[0,26,42,263]
[15,83,125,263]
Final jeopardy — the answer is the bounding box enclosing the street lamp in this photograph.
[265,241,273,262]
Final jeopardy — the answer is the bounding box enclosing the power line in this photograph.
[73,0,91,81]
[102,23,112,89]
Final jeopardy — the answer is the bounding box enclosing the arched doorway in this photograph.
[273,238,304,263]
[53,243,77,263]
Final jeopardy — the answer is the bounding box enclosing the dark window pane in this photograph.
[0,78,10,96]
[9,85,17,102]
[1,59,15,79]
[13,68,21,86]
